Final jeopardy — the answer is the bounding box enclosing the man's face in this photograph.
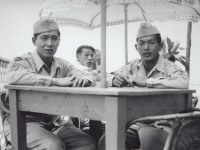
[32,30,60,60]
[136,35,162,62]
[77,48,94,67]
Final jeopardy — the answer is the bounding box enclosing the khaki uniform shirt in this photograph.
[6,50,94,122]
[107,55,189,89]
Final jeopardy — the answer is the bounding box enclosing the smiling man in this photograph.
[5,18,95,150]
[100,22,189,150]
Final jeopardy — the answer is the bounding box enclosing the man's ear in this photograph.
[135,44,138,52]
[76,54,80,60]
[159,42,164,52]
[32,37,36,46]
[58,38,61,46]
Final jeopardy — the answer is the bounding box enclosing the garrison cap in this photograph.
[33,18,59,34]
[137,22,160,39]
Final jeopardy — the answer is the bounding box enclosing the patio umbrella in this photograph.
[39,0,200,87]
[40,0,200,29]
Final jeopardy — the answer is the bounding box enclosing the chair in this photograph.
[126,107,200,150]
[0,57,11,150]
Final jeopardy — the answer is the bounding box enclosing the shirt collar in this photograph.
[32,50,45,71]
[137,59,143,68]
[32,50,62,72]
[136,55,165,73]
[154,55,165,73]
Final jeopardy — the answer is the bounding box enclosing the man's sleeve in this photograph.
[107,64,131,87]
[7,59,52,86]
[146,64,189,89]
[64,62,94,85]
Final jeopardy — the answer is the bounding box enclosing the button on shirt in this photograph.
[107,55,189,89]
[6,50,94,122]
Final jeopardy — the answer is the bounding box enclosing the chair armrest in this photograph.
[0,91,10,114]
[126,108,200,130]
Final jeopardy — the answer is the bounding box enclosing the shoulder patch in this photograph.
[168,76,178,80]
[14,57,23,61]
[21,52,32,59]
[174,65,183,71]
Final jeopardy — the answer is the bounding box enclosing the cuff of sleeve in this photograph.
[107,75,115,87]
[146,78,161,88]
[146,78,161,84]
[36,75,52,86]
[147,83,154,88]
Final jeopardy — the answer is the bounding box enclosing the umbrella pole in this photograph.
[101,0,107,88]
[186,22,192,77]
[124,4,128,64]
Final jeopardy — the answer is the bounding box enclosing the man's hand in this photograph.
[129,74,147,87]
[51,76,91,87]
[51,76,76,87]
[113,73,130,87]
[72,78,91,87]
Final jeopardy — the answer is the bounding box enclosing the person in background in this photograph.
[73,45,103,141]
[73,45,101,81]
[99,22,189,150]
[5,18,96,150]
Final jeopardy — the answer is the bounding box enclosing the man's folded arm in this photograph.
[7,60,52,86]
[65,63,94,86]
[146,65,189,89]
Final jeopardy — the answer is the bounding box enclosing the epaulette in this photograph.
[129,58,140,66]
[126,61,131,65]
[14,52,32,61]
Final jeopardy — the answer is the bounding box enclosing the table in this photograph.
[5,85,195,150]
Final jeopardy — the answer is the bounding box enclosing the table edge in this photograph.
[5,85,196,96]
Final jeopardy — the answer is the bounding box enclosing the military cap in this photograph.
[137,22,160,39]
[33,18,59,34]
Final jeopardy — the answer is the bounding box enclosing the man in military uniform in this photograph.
[99,22,189,150]
[5,18,96,150]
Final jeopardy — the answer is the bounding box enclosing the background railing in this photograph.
[0,57,10,91]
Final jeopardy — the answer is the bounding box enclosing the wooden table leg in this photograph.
[9,90,26,150]
[105,96,127,150]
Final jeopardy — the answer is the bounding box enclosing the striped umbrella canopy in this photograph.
[40,0,200,29]
[39,0,200,62]
[39,0,200,87]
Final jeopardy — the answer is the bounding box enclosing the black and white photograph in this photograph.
[0,0,200,150]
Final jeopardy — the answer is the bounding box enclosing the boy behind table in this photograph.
[5,18,96,150]
[99,22,189,150]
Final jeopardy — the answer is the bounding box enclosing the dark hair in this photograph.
[76,45,95,54]
[33,30,61,39]
[136,34,162,44]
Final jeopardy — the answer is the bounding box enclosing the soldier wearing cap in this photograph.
[99,22,189,150]
[5,18,96,150]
